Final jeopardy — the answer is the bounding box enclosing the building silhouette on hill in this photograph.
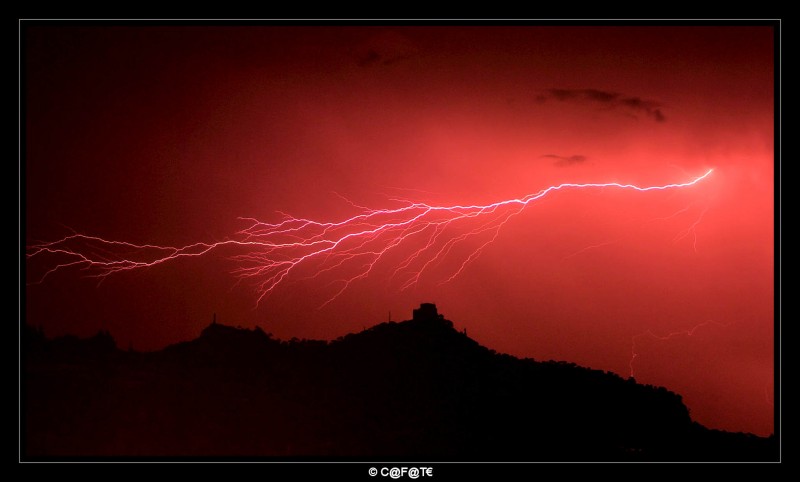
[413,303,443,322]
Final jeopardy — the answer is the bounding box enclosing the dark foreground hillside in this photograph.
[23,305,775,460]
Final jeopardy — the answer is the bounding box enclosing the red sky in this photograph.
[24,25,776,436]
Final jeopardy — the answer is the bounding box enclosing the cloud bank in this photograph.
[537,88,666,122]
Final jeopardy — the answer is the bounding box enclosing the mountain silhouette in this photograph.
[23,304,776,460]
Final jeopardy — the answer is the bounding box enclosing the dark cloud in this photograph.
[356,31,417,68]
[537,88,666,122]
[357,49,382,67]
[540,154,588,166]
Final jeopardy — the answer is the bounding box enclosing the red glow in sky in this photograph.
[24,25,775,436]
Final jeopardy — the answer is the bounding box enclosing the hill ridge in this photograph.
[23,304,776,460]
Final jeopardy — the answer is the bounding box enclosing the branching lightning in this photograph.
[673,205,709,253]
[27,169,714,307]
[561,239,620,261]
[629,320,728,379]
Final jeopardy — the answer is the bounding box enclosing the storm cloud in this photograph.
[537,88,666,122]
[540,154,588,166]
[356,30,418,67]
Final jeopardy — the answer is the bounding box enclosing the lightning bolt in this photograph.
[561,239,620,261]
[673,205,709,253]
[629,320,728,379]
[27,169,714,307]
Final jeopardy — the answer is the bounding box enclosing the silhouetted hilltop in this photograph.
[23,305,776,460]
[25,323,117,362]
